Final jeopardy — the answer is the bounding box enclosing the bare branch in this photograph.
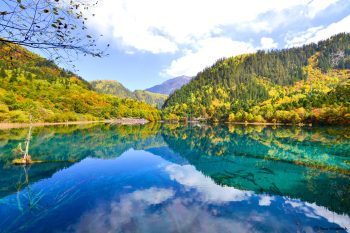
[0,0,105,65]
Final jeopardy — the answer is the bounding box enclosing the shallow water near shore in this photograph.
[0,123,349,233]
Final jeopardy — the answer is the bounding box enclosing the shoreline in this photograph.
[226,122,310,126]
[0,118,149,129]
[184,120,311,126]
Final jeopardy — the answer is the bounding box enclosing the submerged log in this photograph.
[12,156,33,165]
[11,154,45,165]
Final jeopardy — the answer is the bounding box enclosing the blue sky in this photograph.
[67,0,350,90]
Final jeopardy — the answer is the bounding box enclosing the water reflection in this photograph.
[64,162,350,233]
[0,123,349,233]
[162,124,350,215]
[0,123,165,198]
[0,123,163,162]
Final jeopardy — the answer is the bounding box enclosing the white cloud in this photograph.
[306,0,340,18]
[240,0,340,34]
[68,187,175,233]
[164,37,255,77]
[69,191,255,233]
[259,195,275,206]
[129,187,174,205]
[89,0,335,53]
[286,14,350,47]
[260,37,278,49]
[87,0,344,76]
[165,164,252,203]
[285,26,323,47]
[284,199,350,231]
[241,21,273,33]
[66,164,350,233]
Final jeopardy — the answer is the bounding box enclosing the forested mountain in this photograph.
[91,80,167,108]
[146,75,192,95]
[133,90,167,108]
[163,33,350,124]
[91,80,134,99]
[0,43,160,123]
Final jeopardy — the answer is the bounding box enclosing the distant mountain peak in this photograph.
[145,76,192,95]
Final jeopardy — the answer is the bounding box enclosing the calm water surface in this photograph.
[0,123,349,233]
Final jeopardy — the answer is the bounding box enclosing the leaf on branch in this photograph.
[43,9,50,13]
[0,11,9,15]
[19,5,26,10]
[86,35,92,38]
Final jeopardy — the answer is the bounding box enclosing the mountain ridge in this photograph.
[145,75,192,95]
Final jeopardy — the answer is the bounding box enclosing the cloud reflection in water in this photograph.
[67,163,350,233]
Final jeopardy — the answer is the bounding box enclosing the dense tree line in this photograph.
[163,33,350,124]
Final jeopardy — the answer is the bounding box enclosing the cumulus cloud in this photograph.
[165,164,252,202]
[286,14,350,48]
[87,0,345,76]
[67,187,175,233]
[164,37,255,77]
[89,0,309,52]
[128,187,174,205]
[260,37,278,50]
[68,193,254,233]
[164,36,277,77]
[88,0,338,49]
[258,195,275,206]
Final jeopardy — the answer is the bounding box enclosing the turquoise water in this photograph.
[0,123,349,233]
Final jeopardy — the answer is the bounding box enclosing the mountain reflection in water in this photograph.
[0,123,349,233]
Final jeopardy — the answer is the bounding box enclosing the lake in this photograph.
[0,123,349,233]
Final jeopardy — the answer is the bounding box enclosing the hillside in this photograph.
[0,43,161,123]
[133,90,168,109]
[146,75,192,95]
[163,33,350,124]
[90,80,134,99]
[91,80,167,108]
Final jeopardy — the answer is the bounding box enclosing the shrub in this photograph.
[8,110,28,123]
